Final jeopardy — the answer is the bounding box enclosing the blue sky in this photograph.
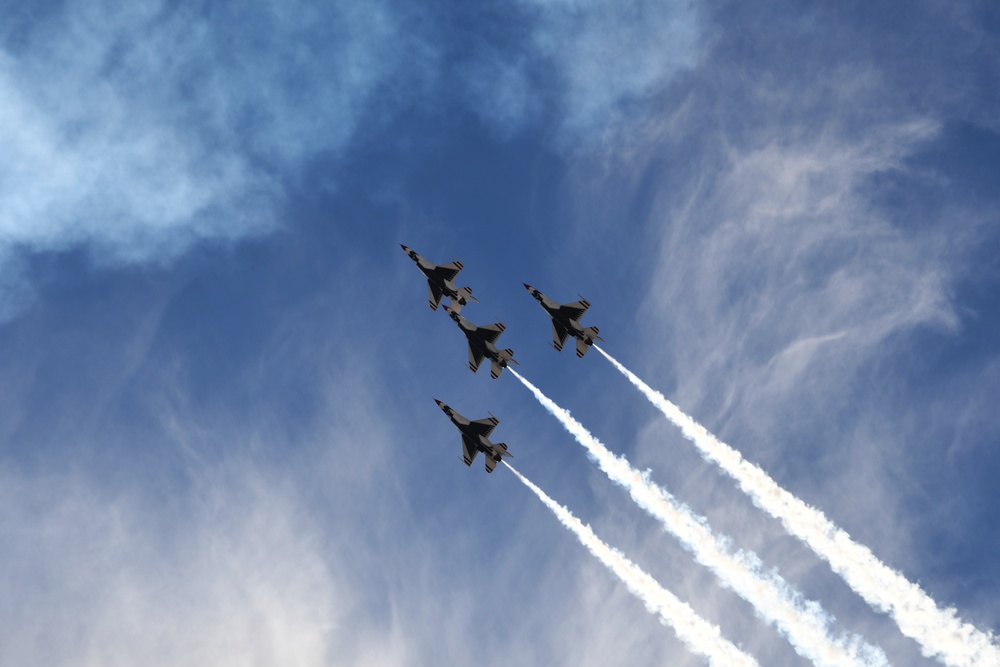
[1,1,999,665]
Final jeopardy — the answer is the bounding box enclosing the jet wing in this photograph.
[551,321,570,352]
[467,415,499,438]
[475,322,505,345]
[431,261,463,283]
[461,436,479,466]
[427,282,445,310]
[558,299,590,322]
[468,346,486,373]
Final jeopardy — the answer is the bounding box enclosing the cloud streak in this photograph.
[518,0,703,139]
[452,0,706,144]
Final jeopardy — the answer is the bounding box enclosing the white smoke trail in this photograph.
[595,345,1000,667]
[504,461,761,667]
[508,368,887,667]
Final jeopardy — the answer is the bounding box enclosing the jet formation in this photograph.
[401,244,602,473]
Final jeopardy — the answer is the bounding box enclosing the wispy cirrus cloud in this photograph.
[0,466,346,667]
[459,0,705,142]
[521,0,703,136]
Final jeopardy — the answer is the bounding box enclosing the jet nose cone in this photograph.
[400,244,410,252]
[523,283,532,290]
[443,305,451,313]
[434,398,443,407]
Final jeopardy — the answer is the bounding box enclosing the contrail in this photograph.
[504,461,761,667]
[595,345,1000,667]
[508,369,887,667]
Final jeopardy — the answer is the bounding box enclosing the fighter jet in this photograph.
[523,283,604,358]
[435,399,512,473]
[443,306,518,379]
[400,244,478,312]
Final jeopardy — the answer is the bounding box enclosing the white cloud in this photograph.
[522,0,703,137]
[457,0,705,143]
[0,468,345,667]
[0,0,407,320]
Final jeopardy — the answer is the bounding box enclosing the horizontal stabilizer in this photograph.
[458,286,477,303]
[449,286,478,313]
